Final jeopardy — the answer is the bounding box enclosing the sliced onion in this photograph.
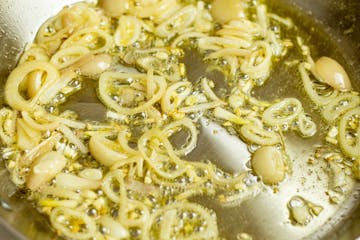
[262,98,303,126]
[50,207,96,240]
[162,118,198,156]
[114,15,142,47]
[56,173,101,190]
[240,124,281,145]
[322,93,360,124]
[156,5,197,38]
[102,169,126,203]
[298,63,338,106]
[58,124,88,154]
[5,61,59,111]
[338,107,360,158]
[297,113,317,137]
[214,107,249,125]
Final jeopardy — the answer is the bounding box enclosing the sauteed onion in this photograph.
[0,0,359,239]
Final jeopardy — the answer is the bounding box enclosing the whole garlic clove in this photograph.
[251,146,286,185]
[27,151,67,190]
[211,0,245,24]
[313,56,352,92]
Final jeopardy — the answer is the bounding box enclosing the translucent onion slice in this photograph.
[240,124,281,145]
[262,98,303,126]
[19,44,49,64]
[138,129,188,179]
[162,118,198,156]
[61,28,113,54]
[0,108,16,145]
[102,169,126,203]
[338,107,360,158]
[99,72,167,115]
[16,118,41,150]
[50,46,90,69]
[171,31,207,47]
[21,111,59,131]
[42,186,82,201]
[117,126,139,155]
[297,113,317,137]
[148,202,218,240]
[50,207,96,240]
[161,81,192,114]
[114,15,142,47]
[38,70,77,105]
[5,61,59,111]
[58,124,88,154]
[240,42,272,80]
[214,107,249,125]
[56,173,101,190]
[156,5,197,38]
[118,199,150,227]
[298,63,338,106]
[26,71,43,99]
[201,78,225,103]
[131,0,179,23]
[204,48,250,60]
[198,36,251,50]
[322,93,360,124]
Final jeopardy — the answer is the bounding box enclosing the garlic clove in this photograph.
[99,0,129,17]
[27,151,67,190]
[313,56,352,92]
[211,0,245,24]
[89,134,128,166]
[251,146,286,185]
[77,53,112,77]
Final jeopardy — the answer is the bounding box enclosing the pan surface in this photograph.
[0,0,359,239]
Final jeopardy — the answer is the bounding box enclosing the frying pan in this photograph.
[0,0,359,239]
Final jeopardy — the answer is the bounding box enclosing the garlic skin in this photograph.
[211,0,245,24]
[313,56,352,92]
[251,146,286,185]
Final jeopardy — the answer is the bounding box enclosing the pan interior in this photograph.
[0,0,359,240]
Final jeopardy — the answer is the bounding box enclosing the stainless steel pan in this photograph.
[0,0,359,239]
